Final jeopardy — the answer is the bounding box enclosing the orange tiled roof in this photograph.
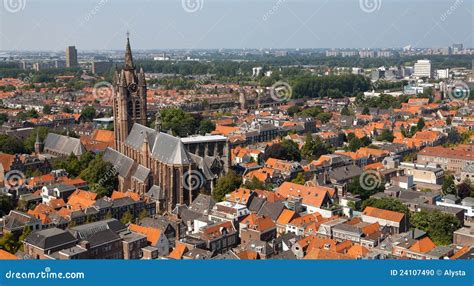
[111,191,141,202]
[0,153,15,172]
[48,198,66,209]
[276,182,335,208]
[409,237,436,253]
[450,246,471,260]
[168,243,188,260]
[241,214,275,232]
[362,206,405,223]
[129,224,161,246]
[237,250,259,260]
[91,129,114,143]
[227,188,253,205]
[304,248,352,259]
[276,209,297,225]
[0,249,18,260]
[347,245,369,258]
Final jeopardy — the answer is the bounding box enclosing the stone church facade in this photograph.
[104,36,229,213]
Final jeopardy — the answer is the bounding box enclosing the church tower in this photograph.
[113,34,148,153]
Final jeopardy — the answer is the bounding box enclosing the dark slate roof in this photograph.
[273,250,297,259]
[179,208,207,223]
[3,211,40,230]
[44,133,86,156]
[188,153,216,181]
[24,228,77,250]
[139,216,171,231]
[151,132,191,165]
[329,165,363,182]
[94,197,113,209]
[257,201,285,221]
[86,228,121,247]
[189,194,216,215]
[45,184,76,194]
[146,185,164,200]
[124,124,156,150]
[112,197,137,208]
[69,219,127,239]
[248,196,266,213]
[132,165,150,182]
[103,148,134,178]
[212,250,240,260]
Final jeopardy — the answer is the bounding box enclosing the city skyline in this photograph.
[0,0,472,51]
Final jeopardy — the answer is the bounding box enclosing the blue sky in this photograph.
[0,0,472,51]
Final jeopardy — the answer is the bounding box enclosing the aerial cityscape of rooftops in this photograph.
[0,0,472,261]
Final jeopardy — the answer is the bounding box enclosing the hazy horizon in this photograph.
[0,0,472,51]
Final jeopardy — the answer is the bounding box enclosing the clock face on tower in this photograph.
[127,83,138,93]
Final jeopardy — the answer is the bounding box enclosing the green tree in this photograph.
[362,106,370,115]
[0,135,26,154]
[375,129,394,142]
[301,134,328,161]
[410,210,461,245]
[442,175,456,195]
[137,209,148,222]
[62,106,73,113]
[120,210,133,224]
[347,176,384,201]
[0,232,18,254]
[79,155,117,197]
[416,118,425,131]
[341,106,354,116]
[198,119,216,135]
[212,170,242,201]
[316,112,332,123]
[243,176,271,191]
[161,108,197,137]
[43,105,52,115]
[264,139,301,162]
[0,196,13,216]
[0,113,8,125]
[348,137,363,152]
[105,210,113,219]
[81,106,96,122]
[291,173,305,185]
[287,105,300,117]
[17,226,31,251]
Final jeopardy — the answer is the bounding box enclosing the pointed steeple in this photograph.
[124,32,134,71]
[138,67,146,86]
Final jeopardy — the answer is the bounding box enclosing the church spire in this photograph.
[124,32,134,70]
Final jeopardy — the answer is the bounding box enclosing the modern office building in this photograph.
[66,46,78,68]
[414,59,431,78]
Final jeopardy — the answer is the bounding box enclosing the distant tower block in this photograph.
[239,92,247,110]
